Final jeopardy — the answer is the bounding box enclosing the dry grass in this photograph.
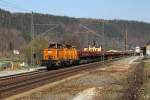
[138,60,150,100]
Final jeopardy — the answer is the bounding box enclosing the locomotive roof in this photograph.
[48,42,76,48]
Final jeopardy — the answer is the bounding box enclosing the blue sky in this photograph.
[0,0,149,22]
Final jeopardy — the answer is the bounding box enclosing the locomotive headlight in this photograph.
[48,51,52,54]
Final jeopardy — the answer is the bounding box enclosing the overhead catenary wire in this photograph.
[79,24,103,46]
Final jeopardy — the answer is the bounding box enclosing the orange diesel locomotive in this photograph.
[41,43,79,70]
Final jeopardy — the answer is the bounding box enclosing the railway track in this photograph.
[0,70,46,80]
[0,57,127,99]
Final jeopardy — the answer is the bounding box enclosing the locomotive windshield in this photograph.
[48,43,63,49]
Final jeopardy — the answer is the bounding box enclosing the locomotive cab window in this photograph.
[49,43,63,49]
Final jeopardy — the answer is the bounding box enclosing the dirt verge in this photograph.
[122,61,144,100]
[138,59,150,100]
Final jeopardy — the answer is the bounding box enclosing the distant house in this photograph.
[146,41,150,56]
[13,50,20,55]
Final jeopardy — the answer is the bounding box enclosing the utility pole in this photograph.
[31,11,34,66]
[124,24,128,51]
[102,20,105,62]
[112,38,115,49]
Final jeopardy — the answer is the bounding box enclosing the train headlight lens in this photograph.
[48,51,52,54]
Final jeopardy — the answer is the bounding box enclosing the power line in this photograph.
[41,25,59,36]
[79,24,103,38]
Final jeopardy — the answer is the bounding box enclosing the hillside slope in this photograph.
[0,8,150,55]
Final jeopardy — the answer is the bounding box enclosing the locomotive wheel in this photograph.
[46,65,51,70]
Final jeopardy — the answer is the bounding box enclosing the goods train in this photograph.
[41,43,131,70]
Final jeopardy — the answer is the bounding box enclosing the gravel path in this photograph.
[9,57,139,100]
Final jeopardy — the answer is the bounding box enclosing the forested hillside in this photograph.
[0,8,150,56]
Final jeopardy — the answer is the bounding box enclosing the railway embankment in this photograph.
[6,57,145,100]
